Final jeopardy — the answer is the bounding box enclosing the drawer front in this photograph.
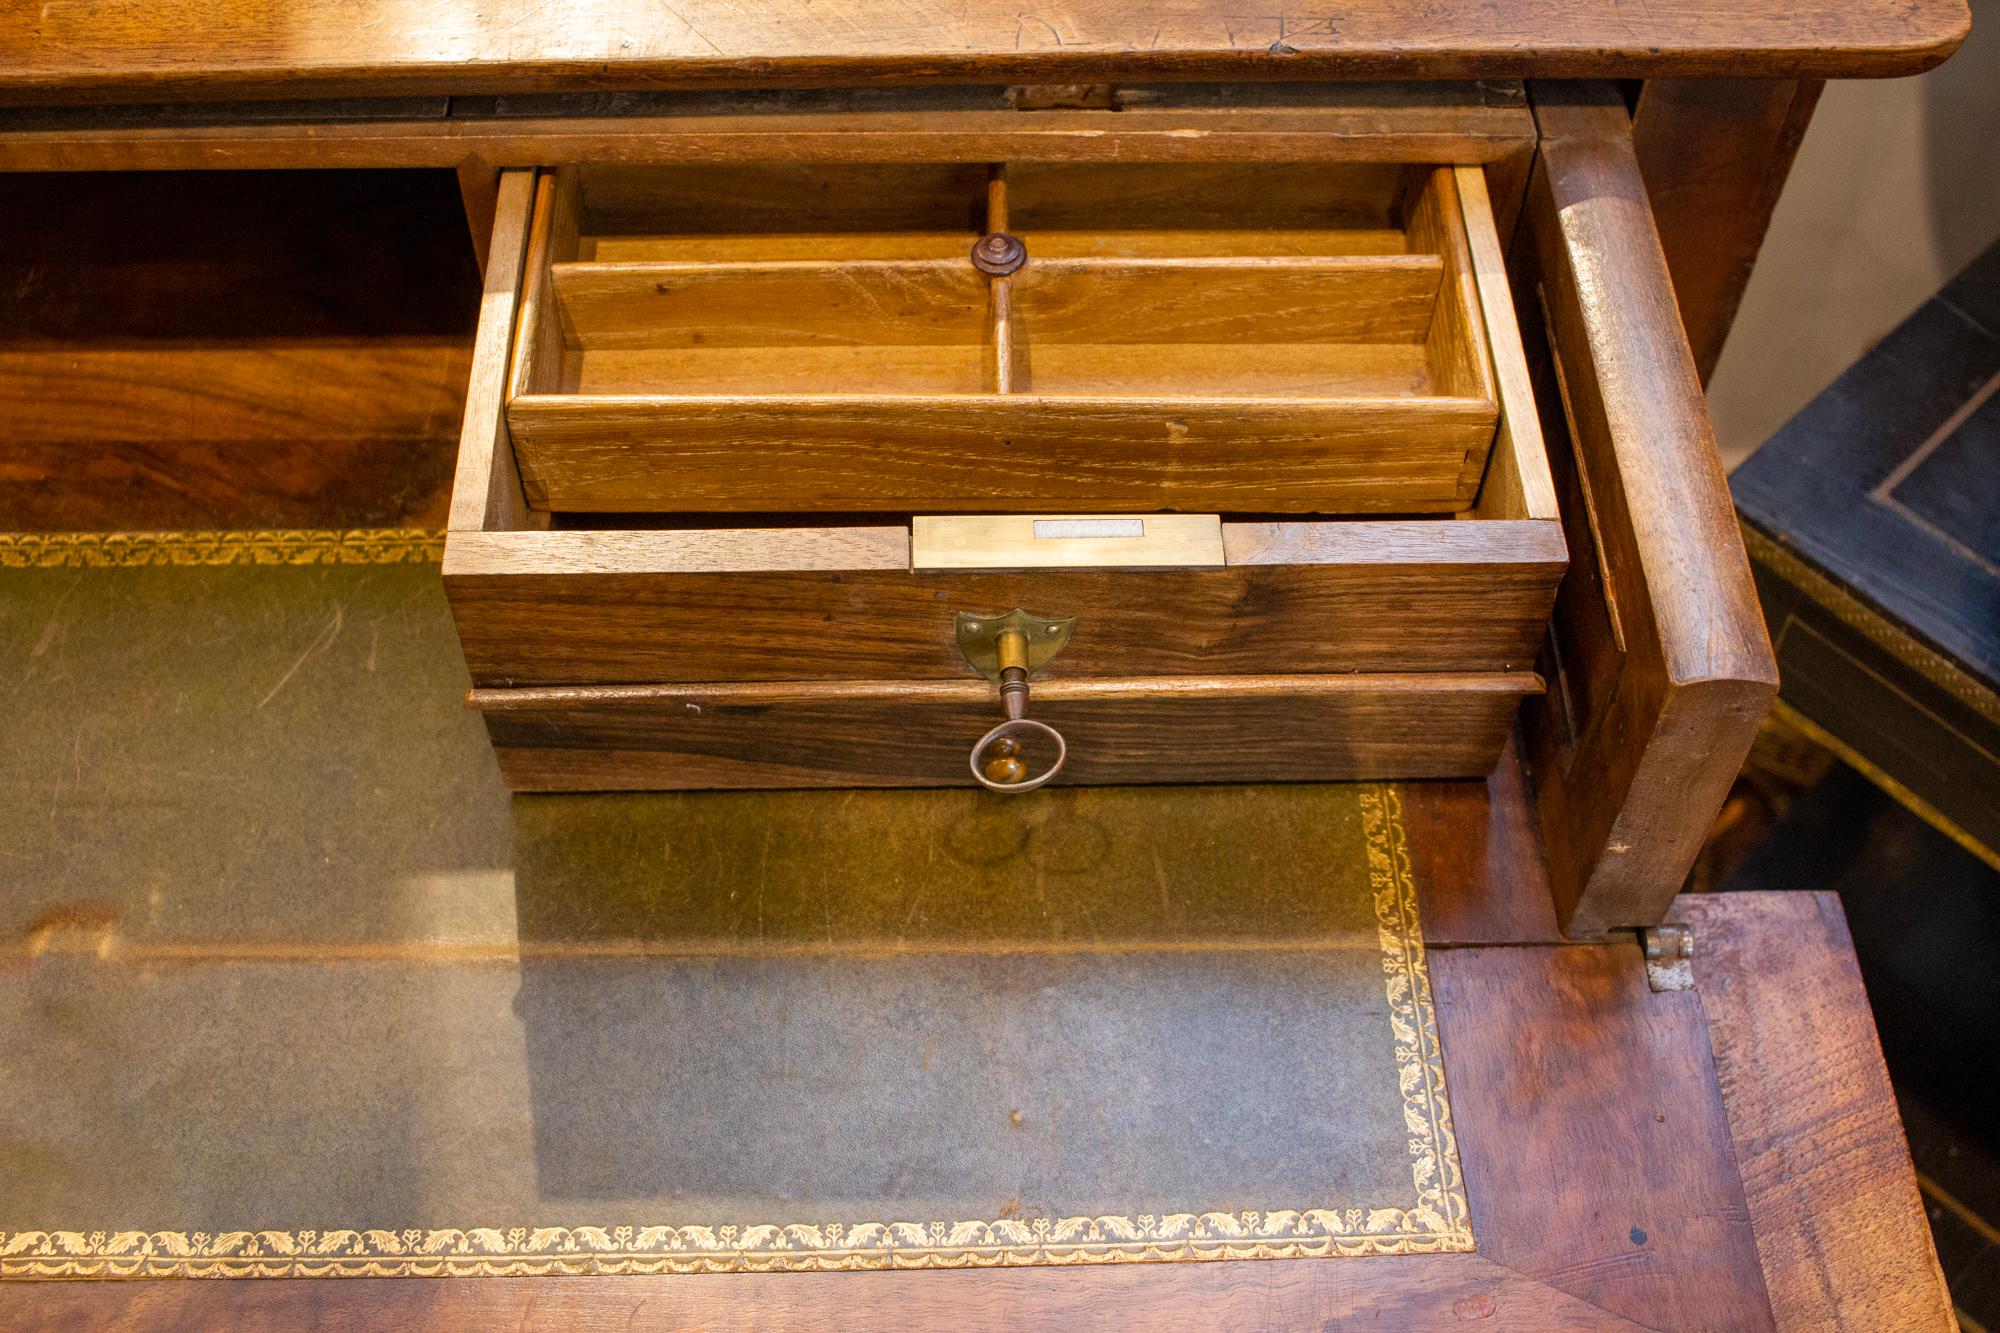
[472,675,1540,792]
[444,521,1564,687]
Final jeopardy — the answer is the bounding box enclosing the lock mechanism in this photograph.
[955,609,1073,793]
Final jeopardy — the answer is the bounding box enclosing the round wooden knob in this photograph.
[971,231,1027,276]
[969,719,1066,794]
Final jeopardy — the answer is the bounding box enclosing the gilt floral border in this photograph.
[0,773,1467,1276]
[0,528,442,568]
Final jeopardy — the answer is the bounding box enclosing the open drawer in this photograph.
[505,161,1500,514]
[446,153,1567,793]
[444,84,1777,937]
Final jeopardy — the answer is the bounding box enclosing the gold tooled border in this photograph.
[1741,522,2000,728]
[0,529,443,568]
[1771,700,2000,874]
[0,760,1465,1270]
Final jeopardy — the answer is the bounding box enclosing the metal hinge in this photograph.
[1639,923,1693,992]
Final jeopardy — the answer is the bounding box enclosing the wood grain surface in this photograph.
[0,169,477,531]
[1677,891,1956,1332]
[0,85,1542,174]
[444,520,1566,686]
[1401,733,1568,945]
[1513,85,1779,936]
[0,1252,1648,1330]
[447,170,544,536]
[471,672,1539,790]
[552,259,995,349]
[1432,941,1776,1330]
[505,394,1497,514]
[1457,165,1558,523]
[0,0,1968,106]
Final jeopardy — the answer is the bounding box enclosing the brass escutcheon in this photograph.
[954,608,1073,681]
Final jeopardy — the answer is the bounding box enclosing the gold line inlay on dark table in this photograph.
[0,528,443,568]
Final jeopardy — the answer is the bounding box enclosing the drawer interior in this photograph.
[448,164,1562,692]
[503,162,1502,515]
[0,169,478,530]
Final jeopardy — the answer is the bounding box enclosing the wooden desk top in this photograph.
[0,0,1971,106]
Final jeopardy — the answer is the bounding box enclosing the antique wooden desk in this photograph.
[0,2,1972,1327]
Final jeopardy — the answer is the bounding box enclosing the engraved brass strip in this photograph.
[912,513,1225,572]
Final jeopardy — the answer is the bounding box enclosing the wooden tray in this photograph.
[504,162,1501,514]
[446,155,1564,792]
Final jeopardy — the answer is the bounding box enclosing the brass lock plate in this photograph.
[912,514,1225,571]
[955,608,1074,681]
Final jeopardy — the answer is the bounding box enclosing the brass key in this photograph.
[955,609,1072,793]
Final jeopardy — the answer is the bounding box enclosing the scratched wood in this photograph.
[0,0,1969,106]
[1677,892,1956,1332]
[1513,84,1778,935]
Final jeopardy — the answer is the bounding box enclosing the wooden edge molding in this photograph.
[467,672,1547,711]
[0,88,1541,172]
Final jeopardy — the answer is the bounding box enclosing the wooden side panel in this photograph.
[445,169,543,535]
[471,674,1539,791]
[1677,892,1955,1333]
[1631,79,1824,383]
[1006,256,1446,343]
[442,521,1566,686]
[557,256,1446,348]
[1514,84,1779,936]
[552,258,992,349]
[1457,164,1558,522]
[1403,733,1567,946]
[1433,942,1776,1330]
[0,169,478,532]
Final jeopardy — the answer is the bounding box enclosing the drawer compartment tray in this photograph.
[504,162,1501,515]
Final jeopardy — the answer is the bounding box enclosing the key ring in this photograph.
[969,717,1067,793]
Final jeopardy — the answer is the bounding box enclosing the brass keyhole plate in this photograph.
[954,609,1074,681]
